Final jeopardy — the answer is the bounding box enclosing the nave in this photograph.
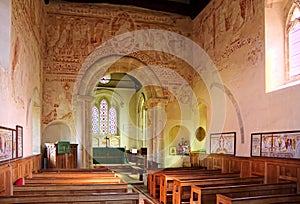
[1,154,300,203]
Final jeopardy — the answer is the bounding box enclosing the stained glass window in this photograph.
[288,4,300,80]
[100,99,108,134]
[109,107,117,135]
[92,99,118,136]
[92,106,99,134]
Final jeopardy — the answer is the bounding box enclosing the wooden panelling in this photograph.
[229,159,241,173]
[190,153,300,190]
[251,160,265,176]
[0,155,42,196]
[240,160,251,177]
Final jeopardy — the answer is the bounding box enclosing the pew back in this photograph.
[160,173,240,204]
[216,193,300,204]
[13,183,128,195]
[173,176,264,204]
[0,192,140,204]
[191,181,296,204]
[24,177,121,185]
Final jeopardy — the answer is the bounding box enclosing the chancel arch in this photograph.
[73,54,167,167]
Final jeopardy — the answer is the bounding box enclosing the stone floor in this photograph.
[106,164,158,204]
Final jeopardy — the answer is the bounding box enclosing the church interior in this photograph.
[1,0,300,203]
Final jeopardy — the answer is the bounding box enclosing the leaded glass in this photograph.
[100,100,108,134]
[288,5,300,78]
[92,106,99,134]
[109,107,117,135]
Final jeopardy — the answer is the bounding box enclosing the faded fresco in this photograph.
[0,0,43,133]
[42,2,192,134]
[193,0,264,151]
[193,0,264,71]
[11,0,43,110]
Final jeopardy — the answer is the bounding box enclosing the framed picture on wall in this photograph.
[251,130,300,159]
[251,133,261,156]
[0,126,13,162]
[16,125,23,158]
[261,130,300,159]
[210,132,236,155]
[12,130,17,158]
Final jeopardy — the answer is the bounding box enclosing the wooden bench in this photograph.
[0,192,140,203]
[191,181,296,204]
[13,183,128,195]
[24,176,122,185]
[216,193,300,204]
[31,171,117,178]
[150,168,221,198]
[160,172,240,204]
[147,167,211,197]
[38,167,110,172]
[172,176,265,204]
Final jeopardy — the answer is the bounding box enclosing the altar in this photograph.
[92,147,127,164]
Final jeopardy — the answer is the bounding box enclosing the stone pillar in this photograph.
[74,94,94,168]
[155,101,166,168]
[145,98,168,168]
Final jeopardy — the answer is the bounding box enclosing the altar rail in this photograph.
[0,154,42,196]
[190,152,300,192]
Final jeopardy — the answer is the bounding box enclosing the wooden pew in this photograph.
[24,176,122,185]
[31,171,117,178]
[0,192,140,203]
[172,176,265,204]
[150,168,221,198]
[191,181,296,204]
[147,167,210,195]
[13,183,128,195]
[216,193,300,204]
[38,167,110,172]
[160,172,240,204]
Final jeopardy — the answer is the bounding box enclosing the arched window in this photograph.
[92,99,118,136]
[286,3,300,81]
[99,99,108,134]
[265,0,300,92]
[92,106,99,134]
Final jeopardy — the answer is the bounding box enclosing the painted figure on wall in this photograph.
[0,135,6,156]
[216,135,227,154]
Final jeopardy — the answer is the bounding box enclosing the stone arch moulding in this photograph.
[94,89,125,108]
[73,29,226,167]
[73,54,165,167]
[42,120,72,145]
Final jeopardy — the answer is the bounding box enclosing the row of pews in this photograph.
[147,167,300,204]
[0,167,142,203]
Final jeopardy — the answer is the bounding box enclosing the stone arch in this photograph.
[73,54,165,167]
[42,120,72,145]
[73,29,226,167]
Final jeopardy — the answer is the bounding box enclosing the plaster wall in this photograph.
[193,0,300,156]
[0,0,44,157]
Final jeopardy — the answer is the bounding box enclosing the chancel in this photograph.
[1,0,300,203]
